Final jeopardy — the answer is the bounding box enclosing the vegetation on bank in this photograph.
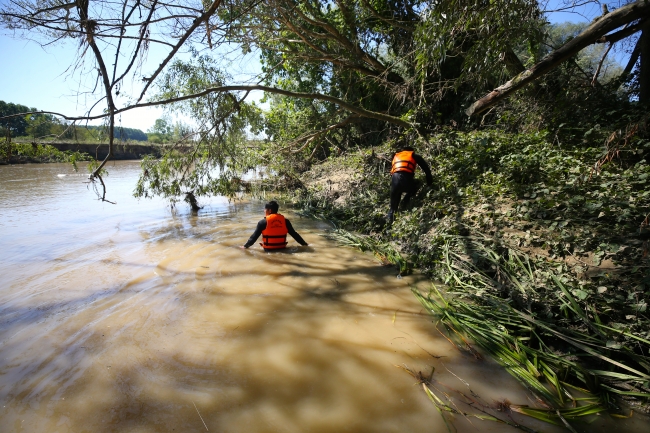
[1,99,197,147]
[0,141,91,165]
[283,123,650,422]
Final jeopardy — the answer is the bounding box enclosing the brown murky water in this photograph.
[0,161,648,433]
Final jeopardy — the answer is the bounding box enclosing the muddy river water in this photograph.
[0,161,648,433]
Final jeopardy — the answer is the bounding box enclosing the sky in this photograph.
[0,36,167,130]
[0,5,263,132]
[541,0,603,22]
[0,1,631,132]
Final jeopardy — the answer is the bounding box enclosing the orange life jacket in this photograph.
[260,213,288,249]
[390,151,417,175]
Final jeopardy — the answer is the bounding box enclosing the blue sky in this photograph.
[542,0,603,23]
[0,34,168,130]
[0,1,626,132]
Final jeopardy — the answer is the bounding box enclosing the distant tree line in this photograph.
[146,115,193,144]
[0,100,147,142]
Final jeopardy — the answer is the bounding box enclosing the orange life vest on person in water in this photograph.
[390,151,417,175]
[260,213,288,249]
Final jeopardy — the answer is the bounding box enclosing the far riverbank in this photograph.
[0,140,164,164]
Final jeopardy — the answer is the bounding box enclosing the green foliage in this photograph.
[231,0,421,154]
[135,55,265,202]
[415,0,542,88]
[147,116,173,143]
[485,21,637,135]
[149,116,174,136]
[324,228,410,275]
[147,116,194,144]
[0,100,30,137]
[234,1,636,151]
[292,121,650,411]
[0,141,91,164]
[413,284,647,420]
[25,112,58,140]
[112,126,148,142]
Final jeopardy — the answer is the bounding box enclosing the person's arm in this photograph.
[243,219,267,248]
[413,153,433,185]
[285,219,308,246]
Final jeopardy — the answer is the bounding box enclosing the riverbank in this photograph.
[0,140,163,164]
[43,141,162,160]
[0,142,91,165]
[285,129,650,421]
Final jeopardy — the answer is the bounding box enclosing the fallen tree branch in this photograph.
[466,0,650,116]
[596,16,650,44]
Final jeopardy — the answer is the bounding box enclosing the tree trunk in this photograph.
[641,26,650,103]
[623,38,641,81]
[503,47,526,76]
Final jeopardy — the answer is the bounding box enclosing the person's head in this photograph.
[393,137,414,152]
[264,200,280,215]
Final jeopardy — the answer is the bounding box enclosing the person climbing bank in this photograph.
[241,201,309,250]
[387,146,433,223]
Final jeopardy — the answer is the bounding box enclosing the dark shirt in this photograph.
[392,152,433,184]
[243,215,308,248]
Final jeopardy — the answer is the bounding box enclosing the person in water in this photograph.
[387,145,433,224]
[241,200,309,250]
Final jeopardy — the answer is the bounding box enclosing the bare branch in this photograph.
[29,2,76,17]
[1,84,410,128]
[135,0,223,104]
[133,84,410,128]
[112,0,159,89]
[592,42,613,86]
[287,114,360,153]
[0,12,175,47]
[76,1,117,181]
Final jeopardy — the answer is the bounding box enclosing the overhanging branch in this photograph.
[0,85,411,129]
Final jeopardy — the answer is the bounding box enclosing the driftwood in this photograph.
[466,0,650,117]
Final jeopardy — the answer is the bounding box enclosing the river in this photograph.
[0,161,647,432]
